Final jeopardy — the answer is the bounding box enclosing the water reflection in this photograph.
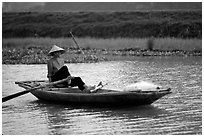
[29,100,170,135]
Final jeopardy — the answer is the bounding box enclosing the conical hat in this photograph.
[48,45,65,55]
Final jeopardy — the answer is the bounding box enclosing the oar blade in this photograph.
[2,89,33,102]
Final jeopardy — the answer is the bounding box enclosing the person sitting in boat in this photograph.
[47,45,95,92]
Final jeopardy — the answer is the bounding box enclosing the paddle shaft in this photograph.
[70,31,84,54]
[2,77,70,102]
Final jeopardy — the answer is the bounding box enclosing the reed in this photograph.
[2,37,202,51]
[154,37,202,51]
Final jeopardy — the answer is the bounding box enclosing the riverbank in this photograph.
[2,47,201,64]
[2,37,201,64]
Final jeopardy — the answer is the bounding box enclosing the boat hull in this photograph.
[31,89,171,106]
[16,80,172,106]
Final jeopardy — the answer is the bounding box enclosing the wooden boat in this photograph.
[15,80,172,106]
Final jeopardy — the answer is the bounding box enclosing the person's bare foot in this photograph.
[83,85,96,93]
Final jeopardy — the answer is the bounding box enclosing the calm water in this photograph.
[2,57,202,135]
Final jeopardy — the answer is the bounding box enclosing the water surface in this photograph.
[2,56,202,135]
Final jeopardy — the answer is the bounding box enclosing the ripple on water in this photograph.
[2,57,202,135]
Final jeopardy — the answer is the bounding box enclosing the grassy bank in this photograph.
[2,37,202,64]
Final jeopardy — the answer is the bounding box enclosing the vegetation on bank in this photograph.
[2,37,201,64]
[3,10,201,38]
[3,37,201,51]
[2,10,202,64]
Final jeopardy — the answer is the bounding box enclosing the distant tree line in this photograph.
[2,10,202,38]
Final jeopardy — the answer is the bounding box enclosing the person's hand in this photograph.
[67,76,73,84]
[67,76,74,80]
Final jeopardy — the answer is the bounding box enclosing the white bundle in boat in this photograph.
[123,81,160,92]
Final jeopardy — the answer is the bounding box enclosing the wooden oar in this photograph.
[70,31,85,55]
[2,77,70,102]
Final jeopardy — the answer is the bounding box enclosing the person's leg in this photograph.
[70,77,96,92]
[69,77,86,90]
[51,66,70,87]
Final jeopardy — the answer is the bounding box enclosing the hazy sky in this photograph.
[2,2,202,12]
[3,2,45,12]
